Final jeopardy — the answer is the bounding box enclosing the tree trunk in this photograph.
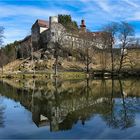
[86,58,89,74]
[86,47,89,74]
[118,43,126,73]
[111,45,114,74]
[2,65,3,75]
[118,50,124,73]
[55,56,58,76]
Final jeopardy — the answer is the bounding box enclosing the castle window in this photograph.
[52,32,54,36]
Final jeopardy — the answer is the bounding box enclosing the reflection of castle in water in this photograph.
[0,79,140,131]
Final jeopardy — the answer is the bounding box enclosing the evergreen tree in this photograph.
[58,14,78,30]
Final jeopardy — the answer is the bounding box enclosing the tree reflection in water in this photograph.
[102,79,136,129]
[0,95,5,128]
[0,78,140,131]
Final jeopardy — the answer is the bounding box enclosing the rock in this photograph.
[38,60,43,63]
[33,52,41,59]
[45,50,50,55]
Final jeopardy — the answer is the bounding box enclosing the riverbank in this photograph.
[0,71,86,80]
[93,70,140,78]
[0,70,140,80]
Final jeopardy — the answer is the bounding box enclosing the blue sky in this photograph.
[0,0,140,45]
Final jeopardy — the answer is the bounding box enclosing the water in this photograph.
[0,78,140,139]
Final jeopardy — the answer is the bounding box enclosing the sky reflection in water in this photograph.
[0,78,140,139]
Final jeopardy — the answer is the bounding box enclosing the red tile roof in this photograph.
[34,19,49,28]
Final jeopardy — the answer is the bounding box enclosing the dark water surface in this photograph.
[0,78,140,139]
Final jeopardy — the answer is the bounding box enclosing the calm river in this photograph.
[0,78,140,139]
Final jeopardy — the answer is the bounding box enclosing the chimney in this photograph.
[80,19,86,28]
[80,19,86,32]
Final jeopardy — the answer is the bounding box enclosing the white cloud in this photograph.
[127,12,140,21]
[4,28,29,44]
[0,4,70,18]
[123,0,139,8]
[94,0,112,13]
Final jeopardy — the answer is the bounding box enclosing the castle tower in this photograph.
[80,19,86,32]
[49,16,58,28]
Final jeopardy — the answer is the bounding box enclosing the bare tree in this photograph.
[54,42,61,76]
[100,32,111,71]
[102,23,119,73]
[79,31,96,74]
[18,36,32,59]
[0,49,8,74]
[118,22,134,73]
[49,23,67,76]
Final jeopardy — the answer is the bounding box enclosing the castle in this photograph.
[19,16,103,52]
[18,16,140,71]
[31,16,103,51]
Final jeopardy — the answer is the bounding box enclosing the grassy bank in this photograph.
[1,70,140,80]
[0,71,87,80]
